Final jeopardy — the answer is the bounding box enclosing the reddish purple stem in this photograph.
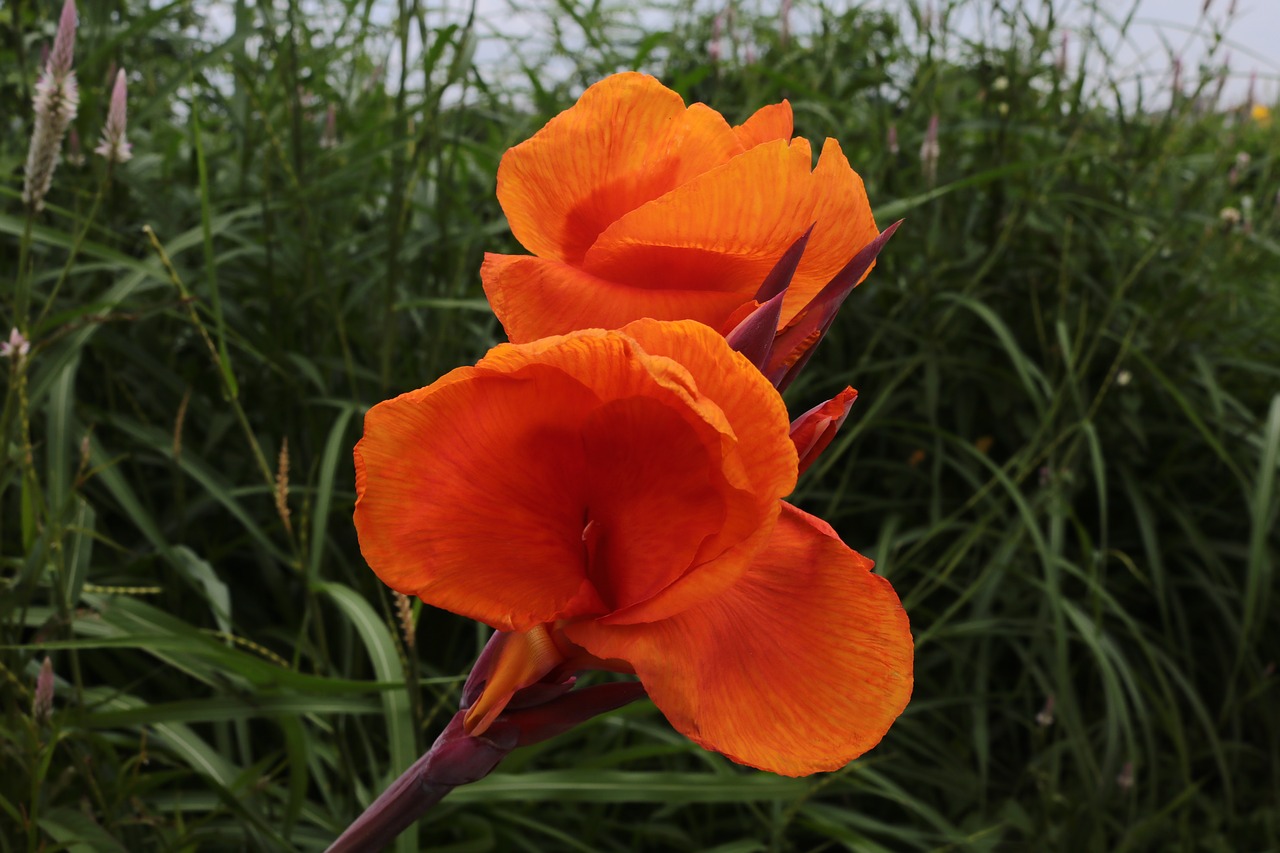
[327,633,647,852]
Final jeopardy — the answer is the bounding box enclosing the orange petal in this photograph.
[354,367,606,632]
[482,253,751,343]
[463,625,568,735]
[476,323,776,612]
[357,324,782,625]
[604,318,797,623]
[574,138,828,328]
[582,395,739,609]
[733,101,793,149]
[496,72,743,264]
[566,501,914,776]
[779,139,879,326]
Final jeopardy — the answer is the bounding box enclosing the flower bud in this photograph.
[33,657,54,724]
[94,69,132,164]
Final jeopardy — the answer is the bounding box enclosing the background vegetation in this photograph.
[3,0,1277,849]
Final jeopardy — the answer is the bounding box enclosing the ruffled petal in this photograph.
[602,318,798,623]
[482,253,751,343]
[733,101,793,149]
[476,323,780,612]
[354,367,607,631]
[357,324,784,625]
[496,72,743,264]
[779,139,880,325]
[579,395,730,609]
[566,502,914,776]
[581,139,819,306]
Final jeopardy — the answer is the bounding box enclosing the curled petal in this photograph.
[732,101,793,149]
[779,139,880,325]
[603,319,797,624]
[582,139,820,303]
[497,72,742,264]
[567,502,913,776]
[356,322,794,629]
[354,366,606,631]
[483,253,749,343]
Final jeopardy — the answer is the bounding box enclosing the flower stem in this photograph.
[325,712,513,853]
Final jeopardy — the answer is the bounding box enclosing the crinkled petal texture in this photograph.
[483,71,879,343]
[353,320,796,633]
[566,502,914,776]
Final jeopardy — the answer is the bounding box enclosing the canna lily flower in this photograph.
[481,73,882,347]
[354,318,913,776]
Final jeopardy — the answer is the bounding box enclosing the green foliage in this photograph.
[2,0,1277,849]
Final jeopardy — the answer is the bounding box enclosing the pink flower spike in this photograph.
[1,328,31,361]
[320,103,338,149]
[22,0,78,211]
[790,387,858,476]
[95,69,131,164]
[919,114,940,187]
[33,657,55,724]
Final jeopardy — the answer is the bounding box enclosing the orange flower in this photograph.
[481,73,881,345]
[354,319,912,776]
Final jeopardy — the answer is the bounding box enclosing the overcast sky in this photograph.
[197,0,1279,107]
[462,0,1280,106]
[1066,0,1279,104]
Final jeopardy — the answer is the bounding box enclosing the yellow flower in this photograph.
[1252,104,1271,125]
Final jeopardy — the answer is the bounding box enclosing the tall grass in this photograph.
[2,0,1277,849]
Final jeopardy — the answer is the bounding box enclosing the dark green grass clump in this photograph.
[2,0,1276,849]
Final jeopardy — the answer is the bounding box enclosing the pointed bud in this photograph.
[790,387,857,475]
[462,626,569,735]
[320,103,338,149]
[767,222,902,390]
[725,227,814,372]
[919,115,940,187]
[49,0,78,78]
[500,681,647,746]
[94,69,131,164]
